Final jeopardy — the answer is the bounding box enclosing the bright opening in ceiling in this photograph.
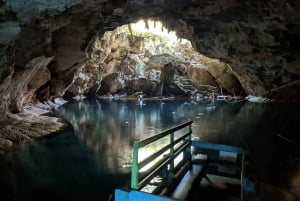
[129,19,189,44]
[68,19,245,100]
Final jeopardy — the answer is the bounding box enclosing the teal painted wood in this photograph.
[241,151,246,201]
[115,189,179,201]
[131,141,139,189]
[130,120,193,190]
[115,120,258,201]
[184,124,193,161]
[115,189,129,201]
[129,190,178,201]
[242,179,259,201]
[169,132,174,179]
[191,140,243,154]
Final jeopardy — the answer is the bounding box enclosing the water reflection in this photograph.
[56,98,300,200]
[0,99,299,201]
[57,99,194,172]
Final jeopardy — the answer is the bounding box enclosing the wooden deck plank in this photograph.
[171,164,203,199]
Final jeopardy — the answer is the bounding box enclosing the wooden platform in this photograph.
[171,164,205,199]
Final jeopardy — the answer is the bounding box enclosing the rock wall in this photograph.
[0,0,114,153]
[0,0,300,152]
[127,0,300,99]
[0,0,112,116]
[1,0,299,114]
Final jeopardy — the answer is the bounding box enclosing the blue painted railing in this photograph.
[115,120,256,201]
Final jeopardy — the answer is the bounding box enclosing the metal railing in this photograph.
[130,120,193,190]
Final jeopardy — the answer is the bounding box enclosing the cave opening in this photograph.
[64,18,246,101]
[0,1,300,201]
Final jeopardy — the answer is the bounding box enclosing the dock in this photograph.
[114,120,257,201]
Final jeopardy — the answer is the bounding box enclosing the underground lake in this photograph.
[0,99,299,201]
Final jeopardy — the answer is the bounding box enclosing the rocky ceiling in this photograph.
[0,0,300,153]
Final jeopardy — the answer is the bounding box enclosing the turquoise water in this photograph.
[0,99,299,201]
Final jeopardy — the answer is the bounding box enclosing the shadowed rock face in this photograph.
[129,0,300,96]
[1,0,299,114]
[0,0,299,152]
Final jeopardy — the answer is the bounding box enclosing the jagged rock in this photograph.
[128,78,158,96]
[146,54,176,71]
[128,35,144,53]
[188,66,217,87]
[176,63,188,76]
[217,72,245,95]
[6,56,53,112]
[97,73,123,95]
[4,0,81,23]
[161,62,176,86]
[0,126,31,143]
[156,62,175,96]
[0,113,67,153]
[85,84,101,96]
[0,138,13,153]
[36,84,51,100]
[164,84,190,98]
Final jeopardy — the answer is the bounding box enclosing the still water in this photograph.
[0,99,299,201]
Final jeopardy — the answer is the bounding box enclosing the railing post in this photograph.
[184,123,192,162]
[240,151,245,201]
[131,141,139,190]
[169,132,175,179]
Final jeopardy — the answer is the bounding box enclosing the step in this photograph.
[171,164,202,199]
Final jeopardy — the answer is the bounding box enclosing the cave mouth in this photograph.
[65,18,246,100]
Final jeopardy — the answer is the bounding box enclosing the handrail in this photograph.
[137,129,191,170]
[131,120,193,190]
[138,120,193,147]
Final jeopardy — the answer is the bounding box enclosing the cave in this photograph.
[0,0,300,201]
[65,19,246,100]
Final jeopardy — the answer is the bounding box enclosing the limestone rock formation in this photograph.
[128,78,158,96]
[0,0,300,153]
[0,0,111,153]
[127,0,300,100]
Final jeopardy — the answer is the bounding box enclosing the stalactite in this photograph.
[167,22,170,34]
[145,19,149,30]
[127,24,134,43]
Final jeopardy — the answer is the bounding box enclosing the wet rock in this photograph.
[0,113,67,154]
[176,63,188,76]
[188,66,217,87]
[146,54,176,71]
[4,0,81,23]
[129,78,158,96]
[161,62,176,86]
[164,84,190,98]
[217,72,245,95]
[156,62,175,96]
[97,73,123,95]
[0,126,31,143]
[0,138,13,153]
[4,56,53,112]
